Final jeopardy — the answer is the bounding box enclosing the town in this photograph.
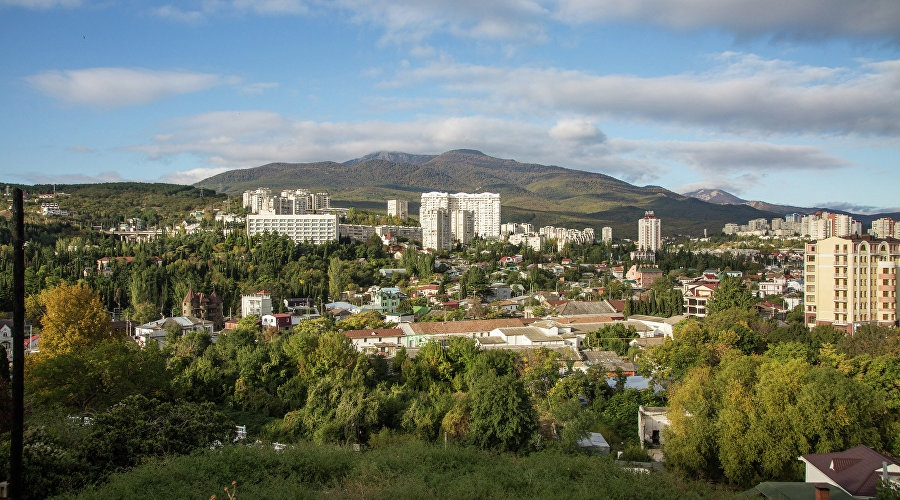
[4,183,899,498]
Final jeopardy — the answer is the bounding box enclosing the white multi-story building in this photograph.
[800,212,862,239]
[247,213,339,245]
[508,233,543,252]
[420,192,500,239]
[242,188,331,215]
[242,188,272,213]
[450,210,475,245]
[241,292,273,318]
[601,226,612,243]
[638,211,662,252]
[870,218,897,239]
[387,199,409,219]
[421,208,452,250]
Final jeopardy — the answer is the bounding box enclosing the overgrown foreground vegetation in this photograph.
[71,439,722,499]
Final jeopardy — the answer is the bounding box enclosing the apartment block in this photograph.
[601,226,612,243]
[387,199,409,219]
[246,213,339,245]
[870,217,899,239]
[638,211,662,252]
[420,192,500,238]
[804,235,900,331]
[242,188,331,215]
[421,208,452,250]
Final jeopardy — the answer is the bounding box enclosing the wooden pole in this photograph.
[11,188,25,499]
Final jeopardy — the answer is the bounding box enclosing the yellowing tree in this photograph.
[38,282,120,357]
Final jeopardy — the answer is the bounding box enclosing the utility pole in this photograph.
[11,188,25,499]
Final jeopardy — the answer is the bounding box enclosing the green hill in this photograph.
[194,149,781,238]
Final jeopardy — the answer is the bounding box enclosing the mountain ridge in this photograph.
[193,150,835,237]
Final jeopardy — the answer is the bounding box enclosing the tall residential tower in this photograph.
[638,211,661,252]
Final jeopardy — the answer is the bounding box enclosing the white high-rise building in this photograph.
[601,226,613,243]
[451,210,475,245]
[638,211,662,252]
[421,208,452,250]
[387,199,408,219]
[870,218,896,239]
[419,192,500,243]
[243,188,272,213]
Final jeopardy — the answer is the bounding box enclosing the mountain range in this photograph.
[194,150,884,237]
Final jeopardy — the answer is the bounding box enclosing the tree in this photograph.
[706,275,755,314]
[38,282,122,357]
[26,340,170,414]
[467,371,537,452]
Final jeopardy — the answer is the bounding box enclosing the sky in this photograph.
[1,1,899,214]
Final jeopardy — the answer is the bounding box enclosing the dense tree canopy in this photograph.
[36,282,122,357]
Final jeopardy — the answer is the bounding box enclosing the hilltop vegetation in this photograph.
[7,182,226,229]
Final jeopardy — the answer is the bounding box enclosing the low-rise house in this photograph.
[495,300,519,314]
[553,300,618,317]
[682,282,718,317]
[399,318,527,347]
[329,308,354,322]
[371,287,404,313]
[488,325,572,347]
[416,284,441,299]
[625,265,664,290]
[754,301,788,320]
[242,291,273,318]
[626,314,685,339]
[261,313,294,330]
[134,316,214,347]
[799,445,900,499]
[756,277,786,298]
[342,328,405,355]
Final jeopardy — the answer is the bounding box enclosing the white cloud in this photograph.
[239,82,279,94]
[68,145,96,153]
[548,118,605,144]
[334,0,547,44]
[554,0,900,42]
[0,0,80,8]
[26,68,222,108]
[151,5,205,23]
[819,201,900,216]
[129,110,852,192]
[159,167,231,185]
[25,171,123,184]
[657,140,850,174]
[389,54,900,137]
[231,0,308,15]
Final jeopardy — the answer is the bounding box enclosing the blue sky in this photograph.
[1,0,899,214]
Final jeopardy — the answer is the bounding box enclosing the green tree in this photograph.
[467,371,537,453]
[706,275,755,314]
[26,341,170,414]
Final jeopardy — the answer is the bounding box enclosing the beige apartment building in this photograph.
[804,235,900,331]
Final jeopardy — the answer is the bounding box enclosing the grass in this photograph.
[69,437,733,499]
